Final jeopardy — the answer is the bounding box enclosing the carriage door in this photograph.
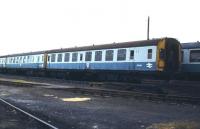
[44,53,48,69]
[47,54,51,68]
[79,53,83,69]
[85,51,92,69]
[129,49,135,70]
[3,58,6,68]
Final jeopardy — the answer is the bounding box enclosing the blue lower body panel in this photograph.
[181,64,200,72]
[48,63,86,69]
[48,62,157,71]
[6,63,43,69]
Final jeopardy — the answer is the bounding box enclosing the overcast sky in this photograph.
[0,0,199,55]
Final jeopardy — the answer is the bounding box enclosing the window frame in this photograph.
[72,52,78,62]
[190,49,200,63]
[95,51,102,61]
[85,51,92,61]
[51,54,56,62]
[79,53,83,61]
[57,53,63,62]
[147,49,153,59]
[117,49,127,61]
[105,50,114,61]
[64,53,70,62]
[130,50,135,60]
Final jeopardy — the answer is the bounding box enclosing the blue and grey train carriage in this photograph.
[181,42,200,80]
[0,38,181,81]
[0,51,46,75]
[46,38,181,72]
[181,42,200,72]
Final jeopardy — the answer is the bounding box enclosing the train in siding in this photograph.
[180,42,200,80]
[0,38,181,82]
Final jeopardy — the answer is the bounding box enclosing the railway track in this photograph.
[55,87,200,104]
[0,97,58,129]
[0,76,199,104]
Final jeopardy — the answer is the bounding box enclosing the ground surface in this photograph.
[0,74,200,98]
[0,98,49,129]
[0,82,200,129]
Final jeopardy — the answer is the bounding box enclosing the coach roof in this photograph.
[0,38,176,57]
[181,42,200,49]
[0,51,45,58]
[46,38,164,53]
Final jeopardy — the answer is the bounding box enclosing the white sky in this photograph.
[0,0,199,55]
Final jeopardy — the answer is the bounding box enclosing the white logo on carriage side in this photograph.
[146,63,152,68]
[86,62,90,68]
[136,64,142,67]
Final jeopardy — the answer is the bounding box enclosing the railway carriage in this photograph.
[0,51,46,76]
[180,42,200,80]
[46,38,180,72]
[0,38,181,81]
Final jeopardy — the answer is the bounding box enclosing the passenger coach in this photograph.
[181,42,200,72]
[0,38,181,81]
[180,42,200,80]
[45,38,181,72]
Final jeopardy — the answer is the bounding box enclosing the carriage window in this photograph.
[148,49,152,59]
[51,54,56,62]
[64,53,70,62]
[13,58,15,63]
[19,57,22,63]
[27,56,29,63]
[106,50,114,61]
[48,56,50,62]
[95,51,102,61]
[72,53,78,62]
[23,57,26,63]
[32,56,34,63]
[42,56,44,62]
[13,58,16,63]
[16,57,18,63]
[85,52,92,61]
[37,56,40,62]
[190,50,200,62]
[181,51,184,62]
[117,49,126,61]
[130,50,134,59]
[31,56,33,63]
[57,53,63,62]
[80,54,83,61]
